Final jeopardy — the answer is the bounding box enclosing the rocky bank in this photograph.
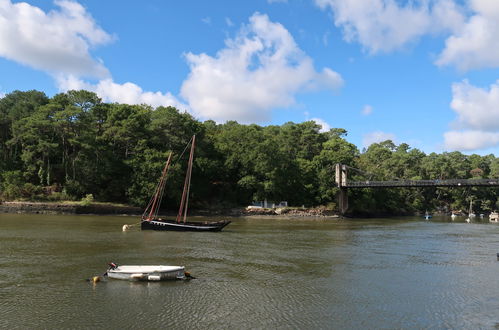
[0,201,141,215]
[0,201,340,218]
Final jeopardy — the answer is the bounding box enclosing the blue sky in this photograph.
[1,0,499,156]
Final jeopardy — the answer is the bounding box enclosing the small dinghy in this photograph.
[106,263,188,281]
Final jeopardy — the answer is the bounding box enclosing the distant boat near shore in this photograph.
[490,212,499,222]
[466,198,475,223]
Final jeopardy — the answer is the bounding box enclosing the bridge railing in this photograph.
[344,178,499,188]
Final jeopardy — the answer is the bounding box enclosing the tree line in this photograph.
[0,90,497,214]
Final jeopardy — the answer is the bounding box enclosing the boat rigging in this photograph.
[140,135,231,232]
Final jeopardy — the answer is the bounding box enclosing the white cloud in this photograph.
[180,13,343,123]
[0,0,113,78]
[444,131,499,151]
[311,118,331,132]
[436,1,499,71]
[443,80,499,151]
[57,75,188,110]
[315,0,465,54]
[362,131,396,147]
[449,80,499,132]
[0,0,189,111]
[362,104,373,115]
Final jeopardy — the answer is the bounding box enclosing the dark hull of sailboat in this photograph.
[141,219,231,232]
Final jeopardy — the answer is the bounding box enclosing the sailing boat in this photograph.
[466,197,474,223]
[140,135,231,232]
[468,197,476,218]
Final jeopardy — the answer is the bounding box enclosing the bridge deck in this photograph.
[344,178,499,188]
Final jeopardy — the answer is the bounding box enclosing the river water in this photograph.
[1,213,499,329]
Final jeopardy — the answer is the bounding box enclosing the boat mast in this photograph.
[143,152,173,221]
[177,135,195,223]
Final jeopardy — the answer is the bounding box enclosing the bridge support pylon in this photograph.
[338,188,348,215]
[335,164,349,215]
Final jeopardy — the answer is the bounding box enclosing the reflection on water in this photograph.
[1,214,499,328]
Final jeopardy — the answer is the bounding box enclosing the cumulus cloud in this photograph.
[436,0,499,71]
[363,131,396,147]
[314,0,465,54]
[0,0,113,78]
[310,118,331,132]
[444,80,499,151]
[362,104,373,115]
[444,131,499,151]
[449,80,499,131]
[314,0,499,71]
[57,75,188,110]
[0,0,187,111]
[180,12,343,123]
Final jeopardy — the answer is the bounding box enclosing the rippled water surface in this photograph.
[1,214,499,329]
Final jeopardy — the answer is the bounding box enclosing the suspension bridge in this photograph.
[335,164,499,214]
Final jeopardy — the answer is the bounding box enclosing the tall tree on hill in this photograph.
[0,90,49,172]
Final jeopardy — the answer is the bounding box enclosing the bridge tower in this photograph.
[335,164,348,215]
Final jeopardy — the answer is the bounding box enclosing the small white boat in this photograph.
[490,212,499,222]
[107,264,187,281]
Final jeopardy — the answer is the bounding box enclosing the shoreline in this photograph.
[0,201,341,219]
[0,201,462,219]
[0,201,142,216]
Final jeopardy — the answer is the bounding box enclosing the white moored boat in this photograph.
[107,264,186,281]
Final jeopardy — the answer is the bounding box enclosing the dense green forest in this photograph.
[0,90,497,214]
